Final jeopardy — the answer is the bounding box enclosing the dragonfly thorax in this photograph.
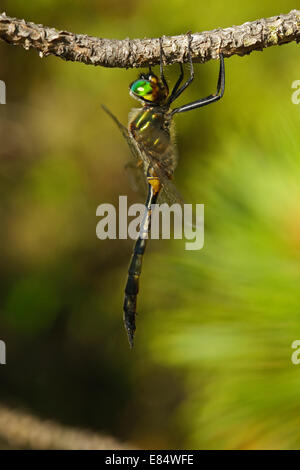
[130,72,168,105]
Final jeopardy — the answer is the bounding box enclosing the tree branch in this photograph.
[0,404,134,450]
[0,10,299,68]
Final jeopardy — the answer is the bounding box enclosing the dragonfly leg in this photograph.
[159,37,169,92]
[171,53,225,115]
[160,35,185,104]
[168,33,194,104]
[167,63,184,105]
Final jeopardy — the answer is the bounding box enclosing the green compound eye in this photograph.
[131,80,153,97]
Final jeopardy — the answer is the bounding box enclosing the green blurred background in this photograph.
[1,0,300,450]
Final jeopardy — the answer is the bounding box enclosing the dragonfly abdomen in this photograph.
[126,238,146,294]
[123,174,161,348]
[123,237,146,347]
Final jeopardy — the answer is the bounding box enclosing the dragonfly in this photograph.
[102,35,225,347]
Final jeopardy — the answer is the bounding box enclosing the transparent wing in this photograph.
[124,160,148,195]
[102,105,142,164]
[102,105,184,207]
[102,104,147,195]
[147,158,184,207]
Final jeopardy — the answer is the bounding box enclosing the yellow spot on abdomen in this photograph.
[147,176,161,194]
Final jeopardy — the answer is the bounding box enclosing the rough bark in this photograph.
[0,10,299,68]
[0,404,133,450]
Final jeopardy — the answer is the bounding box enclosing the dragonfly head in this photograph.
[130,72,168,105]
